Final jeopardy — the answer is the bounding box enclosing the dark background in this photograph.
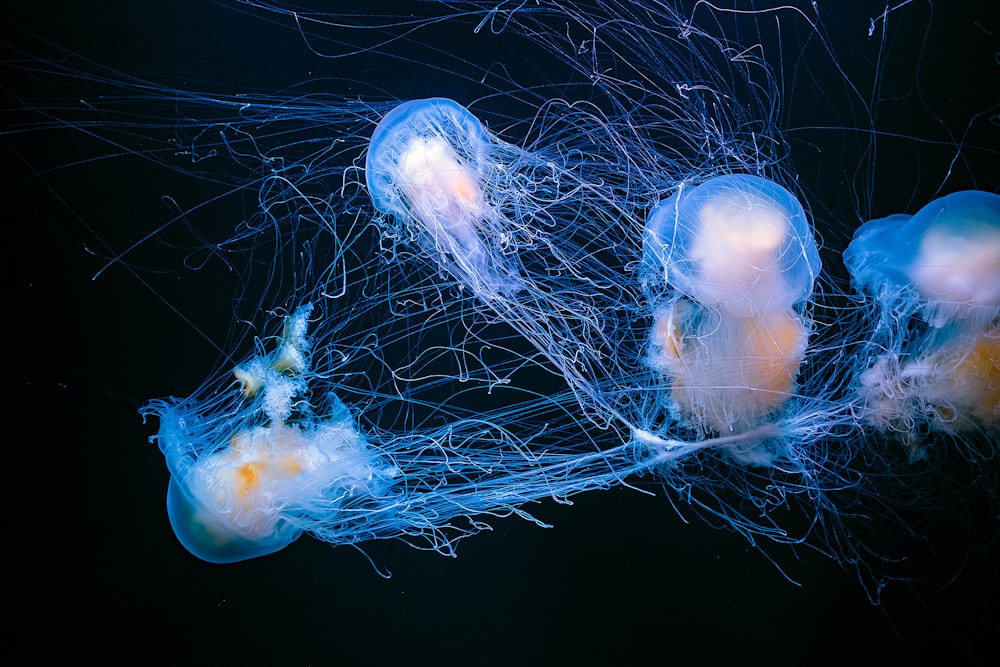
[5,1,998,664]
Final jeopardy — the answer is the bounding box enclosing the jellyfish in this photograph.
[358,5,841,468]
[356,9,861,570]
[845,190,1000,452]
[641,174,822,448]
[361,89,869,582]
[145,305,402,563]
[366,97,523,299]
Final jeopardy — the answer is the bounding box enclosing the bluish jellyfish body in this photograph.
[150,306,399,563]
[846,191,1000,455]
[366,98,523,297]
[642,175,821,457]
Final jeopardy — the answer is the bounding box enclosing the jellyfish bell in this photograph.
[165,464,303,565]
[643,174,821,318]
[846,190,1000,330]
[366,98,491,219]
[164,411,384,564]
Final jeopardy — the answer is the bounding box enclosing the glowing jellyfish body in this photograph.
[845,190,1000,445]
[366,97,521,298]
[642,175,821,441]
[147,306,401,563]
[162,405,384,564]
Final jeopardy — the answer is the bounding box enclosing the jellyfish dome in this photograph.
[366,97,491,222]
[845,190,1000,330]
[643,174,821,318]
